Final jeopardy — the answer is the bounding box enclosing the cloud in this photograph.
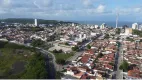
[0,0,11,7]
[82,0,93,8]
[33,0,53,9]
[134,7,141,13]
[114,7,142,15]
[96,4,105,13]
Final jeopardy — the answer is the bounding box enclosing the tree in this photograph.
[116,37,120,40]
[53,49,58,53]
[58,49,63,53]
[65,42,69,46]
[97,52,104,58]
[72,46,79,51]
[126,37,134,42]
[104,34,110,39]
[31,39,45,47]
[132,29,142,37]
[116,28,121,34]
[119,60,129,72]
[21,53,48,79]
[87,44,91,49]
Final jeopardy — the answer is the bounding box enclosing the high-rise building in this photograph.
[100,23,106,29]
[34,19,37,26]
[132,23,138,29]
[125,28,132,35]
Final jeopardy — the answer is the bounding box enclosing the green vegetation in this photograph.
[31,39,45,47]
[0,18,76,25]
[93,52,104,65]
[87,44,91,49]
[53,49,63,53]
[72,46,79,51]
[97,53,104,58]
[21,53,48,79]
[116,28,121,34]
[133,29,142,37]
[0,41,48,79]
[56,72,63,79]
[31,27,44,32]
[119,60,129,72]
[65,42,69,46]
[53,52,74,65]
[104,34,110,39]
[126,37,134,42]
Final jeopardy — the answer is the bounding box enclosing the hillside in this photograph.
[0,18,76,24]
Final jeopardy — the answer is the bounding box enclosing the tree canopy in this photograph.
[72,46,79,51]
[21,53,48,79]
[119,60,129,72]
[31,39,45,47]
[116,28,121,34]
[87,44,91,49]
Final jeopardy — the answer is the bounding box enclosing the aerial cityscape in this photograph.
[0,0,142,79]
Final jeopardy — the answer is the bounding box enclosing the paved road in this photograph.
[66,51,84,62]
[116,41,123,79]
[40,48,63,71]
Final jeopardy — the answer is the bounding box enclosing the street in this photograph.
[113,40,123,79]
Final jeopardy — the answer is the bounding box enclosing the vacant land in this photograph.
[53,53,74,65]
[0,41,48,79]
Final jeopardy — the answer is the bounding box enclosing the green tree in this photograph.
[65,42,69,45]
[133,29,142,37]
[116,28,121,34]
[97,52,104,58]
[126,37,134,42]
[31,39,45,47]
[119,60,129,72]
[72,46,79,51]
[104,34,110,39]
[87,44,91,49]
[21,53,48,79]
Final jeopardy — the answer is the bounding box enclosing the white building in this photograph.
[100,23,106,29]
[125,28,132,35]
[95,25,99,29]
[90,32,96,36]
[120,28,132,36]
[139,24,142,30]
[72,23,75,27]
[83,34,87,39]
[34,19,38,26]
[132,23,138,29]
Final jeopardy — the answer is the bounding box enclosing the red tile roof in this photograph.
[80,54,90,63]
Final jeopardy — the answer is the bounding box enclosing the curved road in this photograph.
[40,49,63,71]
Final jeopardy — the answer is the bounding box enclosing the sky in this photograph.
[0,0,142,22]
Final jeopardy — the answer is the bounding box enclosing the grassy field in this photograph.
[53,53,74,65]
[0,47,34,77]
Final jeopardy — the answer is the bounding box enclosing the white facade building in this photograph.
[132,23,138,29]
[34,19,38,26]
[95,25,99,29]
[100,23,106,29]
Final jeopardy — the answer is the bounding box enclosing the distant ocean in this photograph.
[72,21,142,28]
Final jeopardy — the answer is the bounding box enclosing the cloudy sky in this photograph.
[0,0,142,21]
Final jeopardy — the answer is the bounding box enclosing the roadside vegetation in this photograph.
[52,49,74,65]
[119,60,129,72]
